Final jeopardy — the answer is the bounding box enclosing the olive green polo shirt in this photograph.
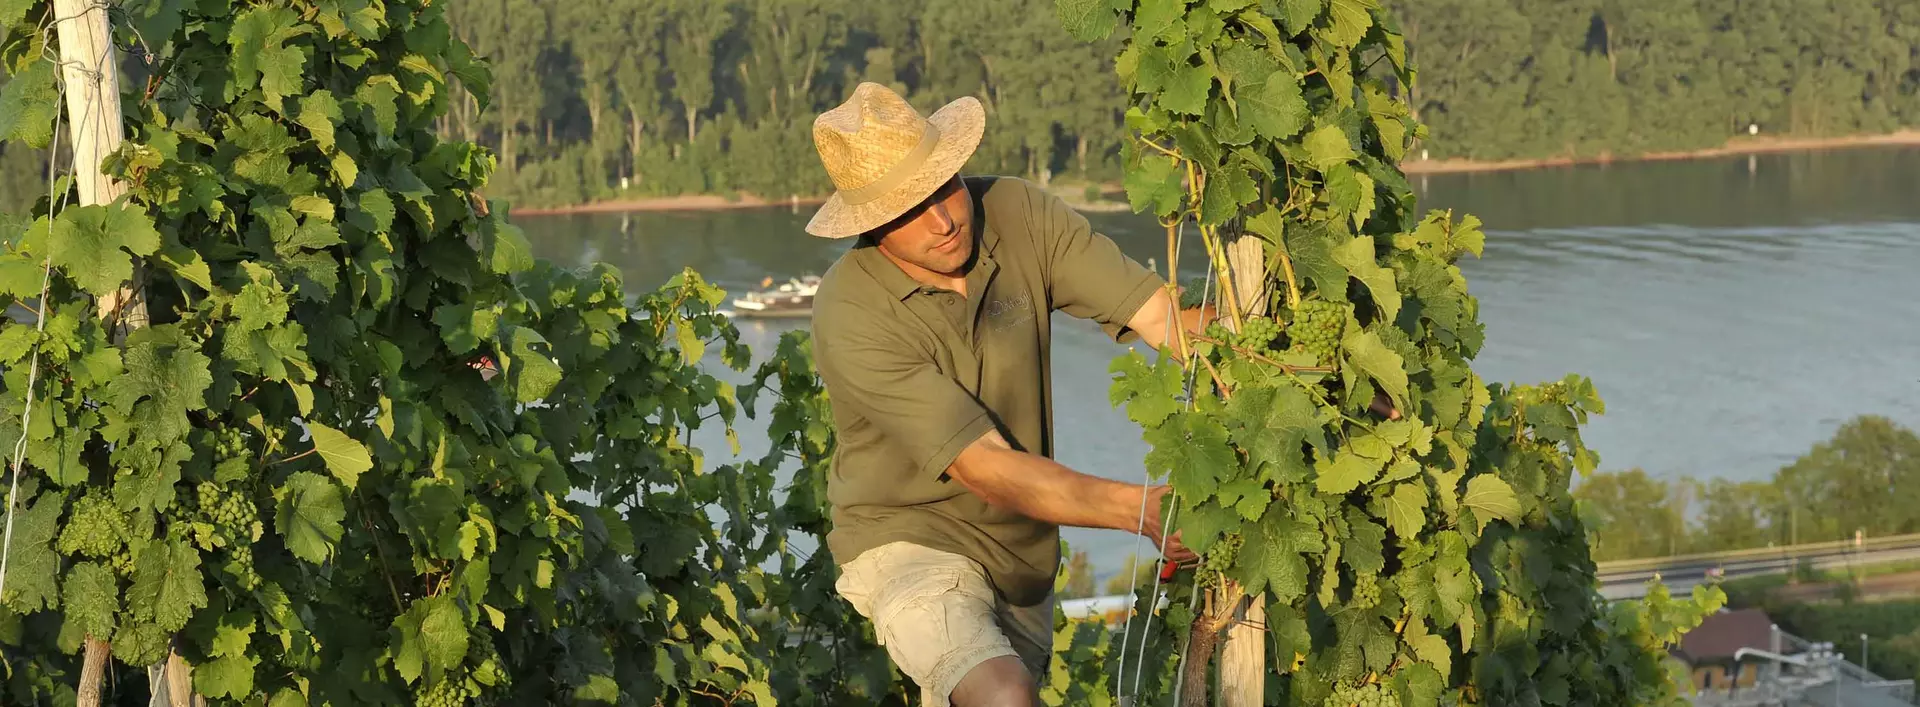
[810,176,1164,607]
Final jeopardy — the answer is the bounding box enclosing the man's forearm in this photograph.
[947,435,1147,532]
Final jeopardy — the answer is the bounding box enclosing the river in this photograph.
[519,146,1920,579]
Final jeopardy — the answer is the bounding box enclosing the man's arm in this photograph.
[947,430,1196,562]
[1124,285,1214,353]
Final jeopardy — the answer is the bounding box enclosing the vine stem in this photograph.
[268,447,319,467]
[1183,333,1333,375]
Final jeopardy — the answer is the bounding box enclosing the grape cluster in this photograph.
[1233,316,1283,350]
[1348,573,1381,609]
[1324,682,1394,707]
[57,492,128,559]
[190,482,263,589]
[470,633,510,688]
[414,674,479,707]
[1286,300,1346,365]
[1204,532,1244,573]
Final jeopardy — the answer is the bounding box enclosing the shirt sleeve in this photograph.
[1030,182,1166,342]
[813,308,998,479]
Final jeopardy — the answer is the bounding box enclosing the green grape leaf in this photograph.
[1462,475,1522,531]
[1302,124,1356,171]
[1382,481,1426,539]
[298,91,342,149]
[1314,447,1385,495]
[62,562,118,641]
[275,471,344,564]
[1133,0,1184,43]
[1342,329,1408,410]
[1144,411,1237,498]
[105,326,213,445]
[269,689,308,707]
[1278,0,1324,35]
[1331,235,1399,322]
[258,44,310,110]
[1160,61,1212,116]
[0,252,45,298]
[196,654,258,700]
[1324,0,1374,48]
[502,326,562,403]
[127,539,206,632]
[1176,498,1239,555]
[1238,74,1309,141]
[306,423,372,489]
[112,622,172,667]
[1225,383,1323,483]
[44,204,163,296]
[488,222,534,274]
[1402,634,1450,689]
[418,595,469,672]
[211,611,255,657]
[1054,0,1118,41]
[1343,511,1386,574]
[157,244,214,291]
[1285,224,1350,303]
[0,60,57,148]
[1231,512,1322,602]
[1109,350,1184,428]
[1199,161,1256,225]
[1209,0,1255,12]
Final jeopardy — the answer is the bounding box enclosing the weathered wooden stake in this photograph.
[53,0,145,330]
[1217,226,1268,705]
[50,1,179,704]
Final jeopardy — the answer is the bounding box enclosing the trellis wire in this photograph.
[1115,215,1213,706]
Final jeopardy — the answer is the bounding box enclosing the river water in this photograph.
[519,147,1920,578]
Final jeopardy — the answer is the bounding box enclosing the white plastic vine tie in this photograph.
[0,3,110,599]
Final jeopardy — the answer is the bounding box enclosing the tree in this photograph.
[1061,550,1096,599]
[1575,469,1690,561]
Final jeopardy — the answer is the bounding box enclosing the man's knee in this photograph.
[949,655,1041,707]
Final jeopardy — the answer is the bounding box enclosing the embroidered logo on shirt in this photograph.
[984,291,1035,332]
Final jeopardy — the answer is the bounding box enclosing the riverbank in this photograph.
[511,131,1920,216]
[1399,130,1920,175]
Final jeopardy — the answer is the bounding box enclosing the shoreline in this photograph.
[513,131,1920,217]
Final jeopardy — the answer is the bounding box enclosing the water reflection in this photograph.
[520,146,1920,578]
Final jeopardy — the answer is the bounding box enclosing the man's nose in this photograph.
[924,201,955,235]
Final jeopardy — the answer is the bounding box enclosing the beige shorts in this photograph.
[834,542,1054,706]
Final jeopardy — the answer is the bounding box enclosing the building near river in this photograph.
[1675,608,1914,706]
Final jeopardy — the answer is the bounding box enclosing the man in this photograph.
[804,82,1208,706]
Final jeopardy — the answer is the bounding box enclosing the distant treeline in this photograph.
[2,0,1918,211]
[1576,415,1920,562]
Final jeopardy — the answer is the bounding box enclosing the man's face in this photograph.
[875,177,974,276]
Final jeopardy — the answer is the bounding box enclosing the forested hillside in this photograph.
[2,0,1918,211]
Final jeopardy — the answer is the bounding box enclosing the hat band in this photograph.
[839,124,942,206]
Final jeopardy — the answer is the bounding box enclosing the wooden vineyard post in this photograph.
[50,1,184,705]
[1216,226,1267,706]
[53,0,146,330]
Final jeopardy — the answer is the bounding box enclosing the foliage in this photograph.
[1063,0,1724,702]
[0,1,910,704]
[1576,415,1920,561]
[8,0,1904,212]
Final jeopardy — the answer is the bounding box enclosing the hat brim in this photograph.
[805,96,986,239]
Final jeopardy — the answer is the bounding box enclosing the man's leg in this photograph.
[834,542,1038,707]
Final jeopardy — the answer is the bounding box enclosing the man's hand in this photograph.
[1143,485,1197,564]
[1369,391,1401,420]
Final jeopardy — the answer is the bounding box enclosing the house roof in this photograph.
[1678,608,1775,662]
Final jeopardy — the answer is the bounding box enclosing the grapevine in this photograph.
[0,0,891,704]
[1059,0,1725,704]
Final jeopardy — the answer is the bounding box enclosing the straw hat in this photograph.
[805,82,985,238]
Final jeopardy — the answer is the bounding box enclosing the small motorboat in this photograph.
[728,275,820,319]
